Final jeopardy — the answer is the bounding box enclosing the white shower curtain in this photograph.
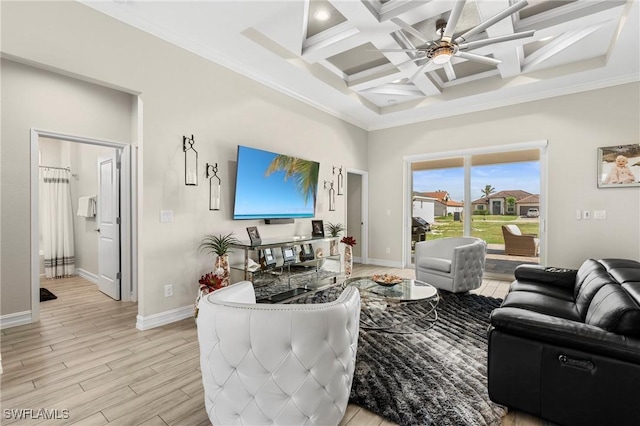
[41,168,75,278]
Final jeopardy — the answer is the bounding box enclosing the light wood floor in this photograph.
[0,266,550,425]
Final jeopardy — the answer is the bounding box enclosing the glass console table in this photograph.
[229,236,342,303]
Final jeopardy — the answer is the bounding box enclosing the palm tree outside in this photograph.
[481,184,496,211]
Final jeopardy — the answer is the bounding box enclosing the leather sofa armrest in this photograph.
[490,307,640,364]
[514,265,577,289]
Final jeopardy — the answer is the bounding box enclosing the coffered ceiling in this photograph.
[83,0,639,130]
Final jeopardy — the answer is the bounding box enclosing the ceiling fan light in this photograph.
[432,48,453,64]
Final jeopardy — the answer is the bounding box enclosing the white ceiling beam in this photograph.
[517,0,626,32]
[328,0,442,96]
[522,22,608,73]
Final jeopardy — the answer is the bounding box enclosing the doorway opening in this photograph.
[30,129,137,323]
[346,169,369,266]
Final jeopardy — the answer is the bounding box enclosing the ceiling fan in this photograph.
[378,0,535,82]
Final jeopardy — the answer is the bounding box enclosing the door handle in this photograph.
[95,228,101,233]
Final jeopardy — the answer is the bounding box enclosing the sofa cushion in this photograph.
[501,291,581,322]
[418,257,451,273]
[585,284,640,337]
[509,281,574,302]
[514,265,577,289]
[574,259,615,318]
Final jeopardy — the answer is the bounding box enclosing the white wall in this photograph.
[369,83,640,269]
[1,1,368,319]
[412,199,435,224]
[0,59,133,316]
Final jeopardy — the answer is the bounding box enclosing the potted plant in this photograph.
[199,232,240,286]
[194,271,225,318]
[325,222,345,256]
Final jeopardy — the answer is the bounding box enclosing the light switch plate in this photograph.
[576,210,581,220]
[160,210,174,223]
[583,210,591,220]
[593,210,606,220]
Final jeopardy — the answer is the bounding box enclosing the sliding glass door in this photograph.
[407,145,544,277]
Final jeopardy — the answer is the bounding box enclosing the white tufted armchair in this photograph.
[197,280,361,426]
[415,237,487,293]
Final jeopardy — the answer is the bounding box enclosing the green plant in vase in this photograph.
[325,222,345,256]
[199,232,240,286]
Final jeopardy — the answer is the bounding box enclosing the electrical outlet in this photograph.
[385,247,391,254]
[164,284,173,297]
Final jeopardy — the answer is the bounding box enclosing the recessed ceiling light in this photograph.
[314,9,331,21]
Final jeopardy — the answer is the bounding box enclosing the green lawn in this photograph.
[425,215,539,245]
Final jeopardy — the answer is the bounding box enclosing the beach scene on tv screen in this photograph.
[233,146,319,219]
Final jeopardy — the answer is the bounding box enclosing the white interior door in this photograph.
[98,152,120,300]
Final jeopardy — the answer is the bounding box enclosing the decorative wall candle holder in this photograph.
[333,166,344,195]
[183,135,198,186]
[206,163,221,210]
[324,180,336,211]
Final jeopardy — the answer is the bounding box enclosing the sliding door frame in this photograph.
[403,140,548,268]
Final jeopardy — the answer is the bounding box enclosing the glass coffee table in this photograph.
[343,276,439,334]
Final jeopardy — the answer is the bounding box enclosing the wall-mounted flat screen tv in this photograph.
[233,145,320,220]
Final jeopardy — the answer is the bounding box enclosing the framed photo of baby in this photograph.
[597,144,640,188]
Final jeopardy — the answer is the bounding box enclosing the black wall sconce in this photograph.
[324,180,336,211]
[183,135,198,186]
[206,163,221,211]
[333,166,344,195]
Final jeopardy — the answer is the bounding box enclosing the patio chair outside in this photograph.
[502,224,539,256]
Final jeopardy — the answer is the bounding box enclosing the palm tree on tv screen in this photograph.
[265,155,318,206]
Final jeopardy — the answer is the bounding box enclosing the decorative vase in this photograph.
[344,245,353,277]
[330,239,339,256]
[215,254,230,286]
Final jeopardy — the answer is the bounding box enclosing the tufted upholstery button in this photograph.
[197,280,361,426]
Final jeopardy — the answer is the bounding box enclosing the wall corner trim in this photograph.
[76,269,100,285]
[135,305,194,331]
[0,311,33,330]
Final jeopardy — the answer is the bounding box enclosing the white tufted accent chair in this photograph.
[415,237,487,293]
[197,280,361,426]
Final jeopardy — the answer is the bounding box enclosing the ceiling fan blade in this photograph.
[391,18,432,45]
[454,0,530,44]
[444,62,457,81]
[396,56,428,67]
[372,48,423,53]
[457,30,535,51]
[455,51,501,66]
[409,59,434,82]
[442,0,466,43]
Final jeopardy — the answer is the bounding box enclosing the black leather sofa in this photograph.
[487,258,640,426]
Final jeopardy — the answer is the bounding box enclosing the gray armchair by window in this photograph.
[197,280,361,426]
[415,237,487,293]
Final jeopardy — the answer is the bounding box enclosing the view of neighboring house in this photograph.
[472,190,540,216]
[414,191,464,221]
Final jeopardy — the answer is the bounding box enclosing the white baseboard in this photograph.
[366,258,405,269]
[77,269,99,285]
[136,305,194,331]
[0,311,32,330]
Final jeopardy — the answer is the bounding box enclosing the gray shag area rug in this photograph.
[292,285,507,426]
